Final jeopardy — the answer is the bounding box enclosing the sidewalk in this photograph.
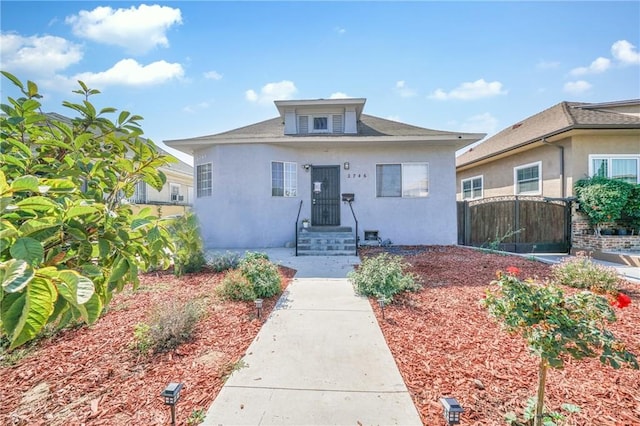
[202,249,422,425]
[528,253,640,283]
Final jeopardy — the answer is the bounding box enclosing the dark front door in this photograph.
[311,166,340,226]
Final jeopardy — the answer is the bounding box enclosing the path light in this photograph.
[161,382,183,426]
[377,297,385,319]
[440,397,463,425]
[255,298,263,318]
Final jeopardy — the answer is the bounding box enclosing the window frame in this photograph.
[588,154,640,184]
[461,175,483,200]
[271,161,298,198]
[375,162,429,198]
[513,161,542,195]
[310,115,332,133]
[196,163,213,198]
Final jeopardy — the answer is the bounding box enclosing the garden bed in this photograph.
[362,245,640,425]
[1,266,295,425]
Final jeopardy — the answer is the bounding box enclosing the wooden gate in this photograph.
[457,196,572,253]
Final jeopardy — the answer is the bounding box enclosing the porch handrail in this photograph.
[295,200,303,256]
[347,200,359,256]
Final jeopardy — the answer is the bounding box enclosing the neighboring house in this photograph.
[125,145,194,218]
[456,99,640,201]
[165,98,484,249]
[46,113,193,217]
[455,99,640,259]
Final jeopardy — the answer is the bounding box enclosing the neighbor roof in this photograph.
[456,100,640,168]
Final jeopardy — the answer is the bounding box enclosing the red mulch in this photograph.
[363,245,640,426]
[1,266,295,426]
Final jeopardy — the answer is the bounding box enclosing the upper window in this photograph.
[272,161,297,197]
[196,163,212,198]
[461,176,483,200]
[514,161,541,195]
[313,117,328,131]
[376,163,429,198]
[590,155,639,184]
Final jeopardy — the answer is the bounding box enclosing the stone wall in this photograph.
[572,209,640,252]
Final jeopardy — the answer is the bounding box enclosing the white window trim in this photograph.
[461,175,483,200]
[588,154,640,183]
[310,115,332,133]
[196,163,213,198]
[170,183,181,201]
[375,162,429,198]
[513,161,542,195]
[271,161,298,198]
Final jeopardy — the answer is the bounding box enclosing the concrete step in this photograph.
[297,249,356,256]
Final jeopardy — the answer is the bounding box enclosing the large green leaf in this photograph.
[11,175,39,192]
[15,196,59,211]
[82,292,103,324]
[10,237,44,266]
[19,217,62,236]
[0,259,35,292]
[40,178,76,193]
[58,271,94,304]
[3,276,56,349]
[66,205,99,219]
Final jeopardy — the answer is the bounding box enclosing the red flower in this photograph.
[611,293,632,309]
[506,266,521,276]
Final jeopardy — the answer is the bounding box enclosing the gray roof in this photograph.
[456,100,640,167]
[168,113,475,143]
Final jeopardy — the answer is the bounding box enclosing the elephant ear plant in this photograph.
[0,71,176,350]
[482,267,637,426]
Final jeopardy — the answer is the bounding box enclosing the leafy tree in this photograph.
[574,176,636,235]
[170,212,206,276]
[483,268,637,426]
[0,71,176,349]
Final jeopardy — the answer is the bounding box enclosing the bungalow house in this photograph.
[165,98,484,252]
[455,99,640,260]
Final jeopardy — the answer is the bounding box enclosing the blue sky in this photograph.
[2,1,639,165]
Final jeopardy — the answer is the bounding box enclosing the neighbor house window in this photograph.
[196,163,212,198]
[376,163,429,198]
[590,155,639,184]
[170,183,181,202]
[514,161,541,195]
[272,161,297,197]
[461,176,483,200]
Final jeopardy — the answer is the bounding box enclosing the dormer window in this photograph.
[312,116,329,132]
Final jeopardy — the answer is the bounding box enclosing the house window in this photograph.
[462,176,483,200]
[313,117,328,131]
[170,183,181,202]
[514,161,541,195]
[272,161,297,197]
[590,155,639,184]
[196,163,212,198]
[376,163,429,198]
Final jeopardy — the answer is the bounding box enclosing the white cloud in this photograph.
[0,33,83,75]
[335,27,346,35]
[612,40,640,65]
[245,80,297,104]
[66,4,182,54]
[536,60,560,70]
[563,80,592,94]
[394,80,417,98]
[183,101,211,113]
[204,70,223,80]
[329,92,349,99]
[429,79,507,100]
[69,58,184,88]
[458,112,499,134]
[570,57,611,76]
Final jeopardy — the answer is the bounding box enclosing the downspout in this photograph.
[542,138,565,198]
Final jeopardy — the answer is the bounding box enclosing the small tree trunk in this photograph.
[534,360,548,426]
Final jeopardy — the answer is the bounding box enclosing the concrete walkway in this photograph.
[202,249,422,425]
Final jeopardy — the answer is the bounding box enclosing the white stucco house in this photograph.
[165,98,484,251]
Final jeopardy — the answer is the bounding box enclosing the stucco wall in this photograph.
[194,143,459,248]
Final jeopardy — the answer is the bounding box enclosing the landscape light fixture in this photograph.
[377,297,386,319]
[161,382,183,426]
[255,298,263,318]
[439,397,463,425]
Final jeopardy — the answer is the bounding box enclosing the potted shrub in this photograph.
[301,218,310,229]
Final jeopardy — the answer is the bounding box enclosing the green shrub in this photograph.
[348,253,421,303]
[208,251,240,272]
[551,255,619,295]
[239,256,281,299]
[242,251,270,262]
[169,212,206,276]
[574,176,636,234]
[132,300,204,354]
[217,269,256,301]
